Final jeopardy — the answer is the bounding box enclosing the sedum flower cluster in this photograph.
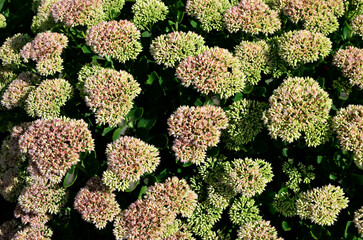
[86,20,142,63]
[332,105,363,168]
[102,136,160,191]
[0,13,6,28]
[14,204,51,228]
[223,98,268,151]
[78,64,141,127]
[150,31,206,68]
[176,47,245,99]
[11,225,53,240]
[0,33,30,69]
[229,195,262,225]
[354,206,363,237]
[263,76,332,146]
[352,14,363,38]
[277,30,332,68]
[132,0,169,30]
[282,159,315,193]
[167,105,228,165]
[333,46,363,89]
[272,191,297,217]
[224,0,281,35]
[31,0,58,33]
[296,184,349,226]
[20,32,68,76]
[237,220,283,240]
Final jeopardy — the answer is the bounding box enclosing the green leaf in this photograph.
[351,174,363,186]
[127,107,144,122]
[329,173,337,180]
[344,221,352,238]
[83,152,99,177]
[252,86,266,97]
[141,31,151,38]
[310,225,323,239]
[207,146,219,157]
[63,166,78,188]
[102,127,115,136]
[0,0,5,11]
[282,221,291,231]
[138,186,148,199]
[146,71,159,85]
[113,126,127,141]
[125,180,139,192]
[317,155,323,164]
[233,92,244,102]
[194,98,203,106]
[342,22,352,40]
[150,133,169,148]
[282,148,288,157]
[81,45,91,54]
[242,85,253,94]
[190,20,198,28]
[137,118,157,130]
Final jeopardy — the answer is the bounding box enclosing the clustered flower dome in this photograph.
[296,184,349,226]
[14,204,51,228]
[352,14,363,38]
[31,0,58,33]
[150,31,206,68]
[237,220,283,240]
[18,117,95,183]
[280,0,345,35]
[224,0,281,35]
[272,191,297,217]
[102,136,160,191]
[12,225,53,240]
[354,206,363,237]
[263,76,332,146]
[332,104,363,169]
[78,64,141,127]
[228,195,262,225]
[20,32,68,76]
[167,105,228,165]
[132,0,169,30]
[85,20,142,63]
[333,46,363,89]
[0,33,30,69]
[74,177,120,229]
[0,13,6,28]
[277,30,332,68]
[176,47,245,99]
[185,0,231,32]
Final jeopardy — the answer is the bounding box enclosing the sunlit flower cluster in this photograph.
[224,0,281,35]
[86,20,142,63]
[282,159,315,193]
[185,0,231,32]
[333,46,363,89]
[0,33,30,68]
[31,0,58,33]
[102,136,160,191]
[176,47,245,99]
[277,30,332,67]
[237,220,283,240]
[78,65,141,127]
[14,204,51,227]
[20,32,68,76]
[167,105,228,164]
[229,195,262,225]
[296,184,349,226]
[352,15,363,38]
[332,105,363,168]
[223,98,268,151]
[0,14,6,28]
[74,177,120,229]
[132,0,169,30]
[12,225,53,240]
[354,206,363,237]
[263,76,332,146]
[150,31,206,68]
[161,219,195,240]
[18,117,95,183]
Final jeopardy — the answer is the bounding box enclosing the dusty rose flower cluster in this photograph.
[333,46,363,89]
[14,204,51,228]
[18,117,95,183]
[31,0,58,33]
[12,225,53,240]
[167,105,228,165]
[86,20,142,63]
[20,32,68,76]
[354,206,363,237]
[102,136,160,191]
[237,220,283,240]
[74,177,120,229]
[176,47,245,99]
[224,0,281,35]
[352,14,363,38]
[0,33,30,68]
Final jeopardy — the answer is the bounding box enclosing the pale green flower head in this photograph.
[0,14,6,28]
[0,33,30,69]
[272,191,297,217]
[237,220,283,240]
[282,159,315,193]
[132,0,168,30]
[229,195,262,225]
[31,0,58,33]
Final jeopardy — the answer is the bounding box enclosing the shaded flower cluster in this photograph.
[333,46,363,89]
[102,136,160,191]
[150,31,206,68]
[74,177,120,229]
[0,33,30,68]
[277,30,332,68]
[0,220,20,239]
[86,20,142,63]
[167,105,228,165]
[176,47,245,99]
[12,225,53,240]
[272,191,297,217]
[263,76,332,146]
[14,204,51,228]
[332,105,363,168]
[0,13,6,28]
[282,159,315,193]
[132,0,168,30]
[354,206,363,237]
[352,14,363,38]
[229,195,262,225]
[20,32,68,76]
[78,65,141,127]
[185,0,231,32]
[223,98,268,151]
[31,0,58,33]
[237,220,283,240]
[224,0,281,35]
[18,117,95,183]
[296,184,349,226]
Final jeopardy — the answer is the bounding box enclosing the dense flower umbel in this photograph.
[223,98,268,151]
[102,136,160,191]
[237,220,283,240]
[79,65,141,127]
[86,20,142,63]
[0,14,6,28]
[185,0,231,32]
[74,177,121,229]
[333,46,363,89]
[0,220,20,239]
[280,0,345,35]
[167,105,228,164]
[332,105,363,168]
[263,77,332,146]
[25,78,73,119]
[31,0,58,33]
[176,47,245,99]
[224,0,281,35]
[277,30,332,68]
[354,206,363,237]
[234,40,271,85]
[296,184,349,226]
[14,204,51,228]
[20,32,68,76]
[229,195,262,225]
[150,31,206,68]
[18,117,95,183]
[12,225,53,240]
[132,0,169,30]
[0,33,30,68]
[352,15,363,38]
